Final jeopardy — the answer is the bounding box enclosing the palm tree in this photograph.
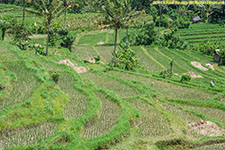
[62,0,73,28]
[33,0,65,56]
[102,0,139,64]
[121,0,142,41]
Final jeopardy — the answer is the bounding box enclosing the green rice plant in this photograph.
[132,46,162,72]
[83,72,140,97]
[0,123,58,149]
[109,71,213,100]
[78,32,106,46]
[0,61,40,110]
[80,92,121,138]
[74,45,98,60]
[127,99,172,137]
[185,105,225,124]
[193,143,225,150]
[58,72,89,118]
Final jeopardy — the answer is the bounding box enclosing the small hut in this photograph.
[191,16,201,24]
[214,49,220,62]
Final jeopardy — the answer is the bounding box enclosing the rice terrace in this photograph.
[0,0,225,150]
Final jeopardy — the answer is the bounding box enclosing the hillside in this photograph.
[0,27,225,150]
[1,2,225,150]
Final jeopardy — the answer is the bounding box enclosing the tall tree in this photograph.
[62,0,73,28]
[33,0,65,56]
[102,0,140,64]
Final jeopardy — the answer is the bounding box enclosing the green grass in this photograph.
[185,105,225,124]
[83,72,140,97]
[80,92,121,138]
[109,71,214,100]
[0,61,40,110]
[193,143,225,150]
[58,72,90,119]
[0,123,58,149]
[127,99,172,138]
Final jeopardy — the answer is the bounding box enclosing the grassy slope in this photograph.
[0,4,225,150]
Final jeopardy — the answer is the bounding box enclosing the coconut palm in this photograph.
[102,0,140,63]
[62,0,73,28]
[33,0,65,56]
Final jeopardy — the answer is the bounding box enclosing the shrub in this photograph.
[219,49,225,65]
[17,40,31,50]
[126,22,157,46]
[51,72,60,84]
[160,70,172,78]
[49,29,58,47]
[60,34,76,51]
[110,40,138,71]
[160,27,187,49]
[181,75,191,82]
[156,15,170,28]
[33,44,45,55]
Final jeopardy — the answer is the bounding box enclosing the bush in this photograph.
[160,27,187,49]
[49,29,58,47]
[219,49,225,65]
[160,70,172,78]
[111,40,138,71]
[57,28,76,51]
[33,44,45,55]
[126,22,157,46]
[60,34,76,51]
[156,15,170,28]
[181,75,191,82]
[8,19,32,42]
[17,40,31,50]
[193,41,220,56]
[51,72,60,84]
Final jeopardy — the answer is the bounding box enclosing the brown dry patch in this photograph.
[58,60,87,74]
[206,63,215,70]
[188,72,203,79]
[188,120,225,137]
[191,62,208,71]
[97,41,105,45]
[84,58,96,63]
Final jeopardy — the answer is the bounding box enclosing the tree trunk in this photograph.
[112,28,118,66]
[64,9,67,28]
[46,23,51,56]
[2,29,5,41]
[126,26,128,41]
[19,0,26,45]
[22,0,25,26]
[159,0,162,40]
[114,28,118,54]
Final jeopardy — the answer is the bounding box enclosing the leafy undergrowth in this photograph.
[0,27,225,150]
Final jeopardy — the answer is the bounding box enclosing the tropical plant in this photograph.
[181,74,191,82]
[101,0,139,64]
[32,0,65,56]
[126,22,157,46]
[110,40,138,71]
[0,17,10,41]
[160,27,187,49]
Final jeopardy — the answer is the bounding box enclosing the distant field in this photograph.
[179,23,225,44]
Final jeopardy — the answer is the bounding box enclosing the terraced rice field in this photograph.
[179,23,225,44]
[0,16,224,150]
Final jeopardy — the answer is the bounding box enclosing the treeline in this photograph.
[0,0,153,13]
